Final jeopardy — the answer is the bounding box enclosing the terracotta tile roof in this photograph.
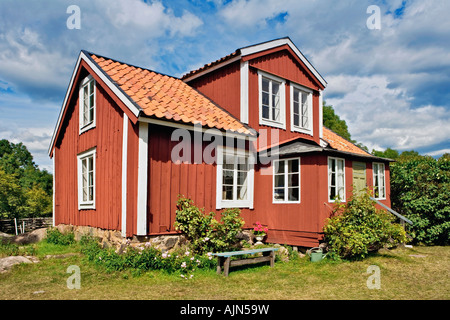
[322,127,371,157]
[89,53,254,136]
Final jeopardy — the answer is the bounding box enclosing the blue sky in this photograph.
[0,0,449,172]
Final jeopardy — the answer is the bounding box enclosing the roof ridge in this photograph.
[82,49,179,81]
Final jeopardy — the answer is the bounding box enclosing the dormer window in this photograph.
[290,83,313,135]
[79,75,96,133]
[258,70,286,129]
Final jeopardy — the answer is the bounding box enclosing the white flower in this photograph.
[162,252,168,258]
[185,251,190,256]
[190,257,194,261]
[181,262,187,268]
[181,274,185,278]
[190,275,194,279]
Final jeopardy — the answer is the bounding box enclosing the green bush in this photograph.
[323,190,408,260]
[46,228,75,246]
[174,196,245,254]
[390,154,449,245]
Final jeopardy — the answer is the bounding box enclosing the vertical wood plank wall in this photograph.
[54,79,124,232]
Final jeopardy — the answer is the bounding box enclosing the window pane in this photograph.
[272,82,279,95]
[222,185,233,200]
[237,171,247,186]
[262,105,269,119]
[262,78,269,93]
[288,159,299,173]
[329,186,336,199]
[262,91,269,107]
[302,116,308,128]
[274,160,285,174]
[223,170,234,185]
[274,174,285,188]
[274,188,284,201]
[294,114,300,126]
[288,173,299,187]
[223,155,234,169]
[237,185,247,200]
[288,187,299,201]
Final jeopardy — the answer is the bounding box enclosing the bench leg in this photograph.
[216,257,223,275]
[224,257,231,277]
[270,250,275,268]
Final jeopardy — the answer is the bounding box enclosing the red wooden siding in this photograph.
[247,47,321,91]
[146,125,217,235]
[54,72,125,232]
[187,61,241,121]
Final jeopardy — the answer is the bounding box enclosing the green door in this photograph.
[352,162,366,195]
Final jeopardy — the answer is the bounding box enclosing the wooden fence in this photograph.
[0,217,53,235]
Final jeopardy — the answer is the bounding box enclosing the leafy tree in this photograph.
[0,139,53,219]
[322,101,353,141]
[0,169,25,219]
[390,154,449,245]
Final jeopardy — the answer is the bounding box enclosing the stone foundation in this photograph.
[56,224,187,252]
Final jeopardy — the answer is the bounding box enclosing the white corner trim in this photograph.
[121,114,129,237]
[52,149,55,227]
[240,61,249,124]
[319,90,323,139]
[136,122,148,235]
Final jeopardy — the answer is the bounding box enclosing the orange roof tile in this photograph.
[89,53,254,136]
[322,127,371,156]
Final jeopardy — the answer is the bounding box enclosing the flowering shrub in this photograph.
[253,221,268,236]
[323,190,408,260]
[80,236,216,277]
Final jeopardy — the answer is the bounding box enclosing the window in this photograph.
[273,158,300,203]
[328,157,345,202]
[216,147,254,209]
[258,71,286,129]
[79,75,96,133]
[373,162,386,199]
[291,84,313,134]
[77,148,96,209]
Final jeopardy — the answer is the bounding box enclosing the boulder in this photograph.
[0,256,33,273]
[9,228,48,245]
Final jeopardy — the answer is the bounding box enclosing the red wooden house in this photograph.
[49,37,392,247]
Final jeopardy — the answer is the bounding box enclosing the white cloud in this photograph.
[325,74,450,152]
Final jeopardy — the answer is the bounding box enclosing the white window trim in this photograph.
[272,157,301,204]
[258,70,286,129]
[290,82,313,135]
[373,162,386,200]
[79,75,96,134]
[77,147,96,210]
[328,156,346,203]
[216,146,254,209]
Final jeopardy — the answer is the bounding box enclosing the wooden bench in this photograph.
[212,248,279,276]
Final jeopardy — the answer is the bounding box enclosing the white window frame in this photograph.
[79,75,96,134]
[216,146,254,209]
[290,83,313,135]
[258,70,286,129]
[373,162,386,200]
[328,157,346,202]
[273,157,301,204]
[77,148,96,210]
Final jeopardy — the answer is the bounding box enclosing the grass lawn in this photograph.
[1,241,448,300]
